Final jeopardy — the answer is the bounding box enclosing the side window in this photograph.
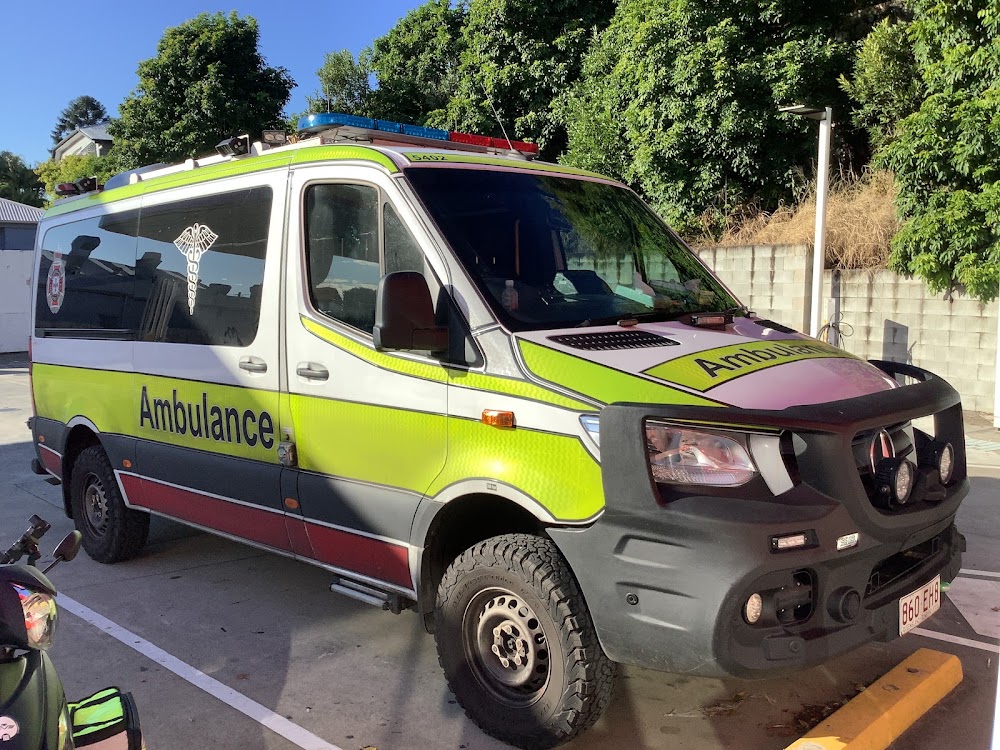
[35,211,140,337]
[383,202,424,274]
[305,184,381,332]
[131,186,272,347]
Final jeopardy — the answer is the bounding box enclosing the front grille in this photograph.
[865,531,944,598]
[548,331,680,351]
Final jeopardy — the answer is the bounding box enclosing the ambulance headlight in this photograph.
[645,422,757,486]
[12,584,58,650]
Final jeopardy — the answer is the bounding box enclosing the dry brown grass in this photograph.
[692,171,899,269]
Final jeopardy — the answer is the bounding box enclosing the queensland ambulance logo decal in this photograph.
[0,716,18,741]
[173,223,219,315]
[45,252,66,313]
[644,340,858,391]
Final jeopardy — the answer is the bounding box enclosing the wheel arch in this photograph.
[60,420,102,518]
[411,490,549,623]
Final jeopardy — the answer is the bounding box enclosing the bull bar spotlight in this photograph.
[874,456,915,507]
[919,439,955,485]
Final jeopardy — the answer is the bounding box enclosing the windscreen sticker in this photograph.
[173,223,218,314]
[644,340,857,391]
[46,252,65,313]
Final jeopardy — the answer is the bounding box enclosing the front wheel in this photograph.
[70,445,149,563]
[434,533,616,749]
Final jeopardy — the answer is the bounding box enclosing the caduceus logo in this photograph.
[173,223,219,315]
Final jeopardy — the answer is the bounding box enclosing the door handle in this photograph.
[239,356,268,374]
[296,362,329,381]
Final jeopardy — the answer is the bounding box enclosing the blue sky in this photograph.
[2,1,424,166]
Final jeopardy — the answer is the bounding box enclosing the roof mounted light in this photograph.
[216,135,250,157]
[296,111,539,157]
[261,130,287,147]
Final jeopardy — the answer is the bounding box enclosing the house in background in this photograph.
[53,121,113,162]
[0,197,43,353]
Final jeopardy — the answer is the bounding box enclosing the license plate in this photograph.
[899,575,941,635]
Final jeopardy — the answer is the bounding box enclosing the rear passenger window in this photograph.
[305,184,382,332]
[35,210,140,337]
[132,187,272,347]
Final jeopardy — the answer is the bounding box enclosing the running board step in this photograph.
[329,576,413,615]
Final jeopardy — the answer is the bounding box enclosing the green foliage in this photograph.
[840,18,923,151]
[878,0,1000,301]
[51,96,108,146]
[435,0,616,159]
[109,12,294,171]
[305,50,372,116]
[0,151,44,207]
[367,0,466,125]
[35,155,115,204]
[560,0,863,236]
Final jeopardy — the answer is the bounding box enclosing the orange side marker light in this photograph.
[122,460,132,469]
[284,497,300,510]
[482,410,515,428]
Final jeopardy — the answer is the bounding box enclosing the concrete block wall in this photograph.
[0,250,34,354]
[698,243,997,415]
[697,244,811,332]
[821,270,997,413]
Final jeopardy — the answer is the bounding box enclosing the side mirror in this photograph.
[52,531,82,563]
[373,272,449,353]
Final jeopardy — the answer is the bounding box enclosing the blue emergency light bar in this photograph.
[296,112,538,155]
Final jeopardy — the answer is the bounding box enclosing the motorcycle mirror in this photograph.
[51,531,82,563]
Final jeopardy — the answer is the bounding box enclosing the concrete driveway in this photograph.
[1,354,996,750]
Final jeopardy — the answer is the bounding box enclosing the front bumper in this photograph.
[548,361,969,678]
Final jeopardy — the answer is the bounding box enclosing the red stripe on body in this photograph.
[118,474,412,591]
[304,523,412,590]
[120,475,292,552]
[38,445,62,478]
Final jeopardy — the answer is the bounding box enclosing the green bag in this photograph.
[68,688,143,750]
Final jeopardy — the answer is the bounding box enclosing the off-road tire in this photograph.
[434,533,617,749]
[70,445,149,563]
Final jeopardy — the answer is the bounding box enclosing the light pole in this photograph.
[780,104,833,339]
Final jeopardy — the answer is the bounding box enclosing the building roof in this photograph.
[0,197,43,223]
[52,121,113,157]
[78,123,112,142]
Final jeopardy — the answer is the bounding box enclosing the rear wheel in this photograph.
[70,445,149,563]
[434,533,616,749]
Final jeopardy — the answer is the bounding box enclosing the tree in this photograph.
[877,0,1000,301]
[434,0,616,159]
[35,154,115,203]
[305,50,372,116]
[51,96,108,146]
[0,152,44,207]
[109,12,294,170]
[559,0,872,236]
[366,0,466,125]
[840,18,923,152]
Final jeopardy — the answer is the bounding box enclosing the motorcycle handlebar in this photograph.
[0,515,51,565]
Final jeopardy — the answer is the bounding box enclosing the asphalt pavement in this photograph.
[0,353,997,750]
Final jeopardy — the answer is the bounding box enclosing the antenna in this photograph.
[479,80,515,152]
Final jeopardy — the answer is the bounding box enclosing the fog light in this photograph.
[828,587,861,623]
[744,593,763,624]
[875,457,915,506]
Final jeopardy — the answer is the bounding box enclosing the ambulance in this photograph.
[27,113,968,748]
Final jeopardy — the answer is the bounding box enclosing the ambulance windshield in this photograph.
[406,168,740,331]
